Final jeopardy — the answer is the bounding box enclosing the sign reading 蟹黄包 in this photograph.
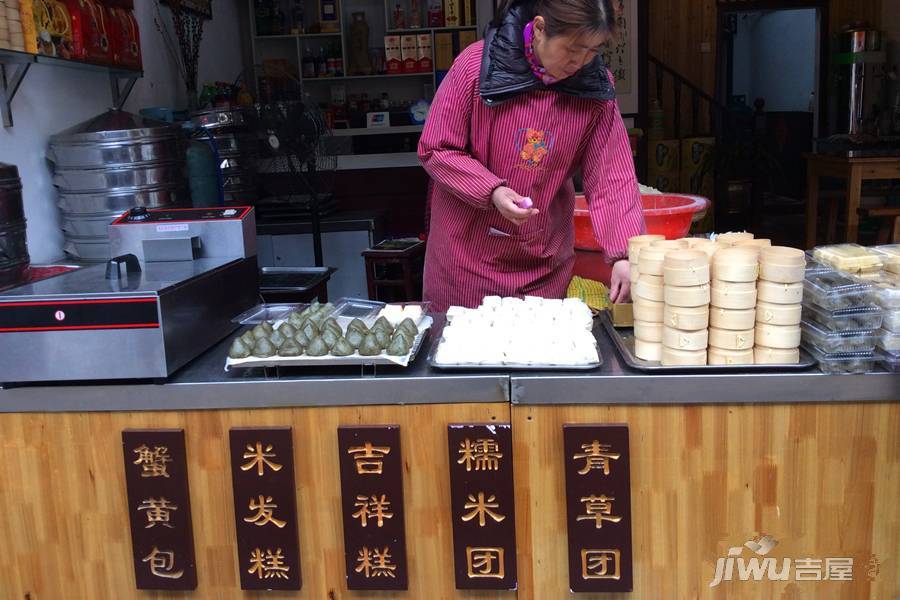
[122,429,198,590]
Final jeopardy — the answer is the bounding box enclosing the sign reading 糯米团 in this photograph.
[122,429,198,590]
[562,424,633,593]
[338,425,409,590]
[229,427,302,590]
[447,423,518,590]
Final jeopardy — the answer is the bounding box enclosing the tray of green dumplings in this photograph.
[225,298,433,370]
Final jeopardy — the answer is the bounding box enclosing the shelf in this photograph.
[0,48,141,128]
[335,152,420,170]
[255,33,342,40]
[331,125,424,137]
[303,72,433,82]
[385,26,478,34]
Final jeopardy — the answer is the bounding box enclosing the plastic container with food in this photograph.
[800,320,877,354]
[865,273,900,311]
[803,271,874,311]
[803,346,878,375]
[870,244,900,268]
[877,348,899,373]
[812,243,882,273]
[877,328,900,353]
[802,302,883,333]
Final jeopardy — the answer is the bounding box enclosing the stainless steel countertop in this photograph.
[0,318,896,412]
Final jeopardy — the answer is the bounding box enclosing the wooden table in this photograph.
[805,153,900,248]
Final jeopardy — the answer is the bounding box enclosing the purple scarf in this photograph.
[523,19,559,85]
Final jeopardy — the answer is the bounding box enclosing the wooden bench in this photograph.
[858,206,900,244]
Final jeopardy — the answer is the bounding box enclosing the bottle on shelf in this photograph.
[302,47,317,78]
[316,47,328,78]
[272,1,286,35]
[290,0,305,34]
[255,0,271,36]
[327,44,338,77]
[393,3,407,30]
[409,0,422,28]
[427,0,443,27]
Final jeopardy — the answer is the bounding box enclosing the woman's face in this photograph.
[531,16,607,81]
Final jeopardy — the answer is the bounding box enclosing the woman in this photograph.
[417,0,646,312]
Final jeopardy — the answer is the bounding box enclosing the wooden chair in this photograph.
[362,242,425,302]
[857,207,900,244]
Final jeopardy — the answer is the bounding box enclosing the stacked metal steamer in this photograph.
[48,111,186,262]
[0,163,29,287]
[191,107,258,205]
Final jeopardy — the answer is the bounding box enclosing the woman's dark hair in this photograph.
[494,0,616,38]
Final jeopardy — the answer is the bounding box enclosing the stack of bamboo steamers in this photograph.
[629,233,804,366]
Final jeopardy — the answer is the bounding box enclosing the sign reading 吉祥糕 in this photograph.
[229,428,302,590]
[338,425,408,590]
[122,429,198,590]
[563,424,633,593]
[447,423,518,590]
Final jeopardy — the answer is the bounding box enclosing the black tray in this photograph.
[600,312,817,373]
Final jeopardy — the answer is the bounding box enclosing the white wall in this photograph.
[0,0,247,263]
[732,9,817,112]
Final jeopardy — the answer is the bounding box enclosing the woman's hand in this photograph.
[492,186,540,226]
[609,259,631,304]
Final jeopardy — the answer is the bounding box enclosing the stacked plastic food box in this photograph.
[800,244,899,374]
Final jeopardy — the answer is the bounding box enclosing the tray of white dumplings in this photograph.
[429,296,602,370]
[225,298,433,370]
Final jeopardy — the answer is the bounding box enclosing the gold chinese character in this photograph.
[347,442,391,475]
[457,438,503,472]
[461,492,506,527]
[352,494,393,528]
[355,546,397,578]
[243,495,287,529]
[240,442,283,476]
[794,558,823,581]
[142,547,184,579]
[137,497,178,529]
[133,445,172,478]
[248,547,291,580]
[573,441,620,475]
[576,495,622,529]
[825,557,853,581]
[581,549,620,580]
[466,547,505,579]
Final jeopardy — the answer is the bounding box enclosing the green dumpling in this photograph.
[301,320,319,339]
[287,311,306,327]
[260,321,274,334]
[323,318,343,337]
[229,337,251,359]
[252,338,276,357]
[331,337,355,356]
[397,318,419,338]
[278,322,297,338]
[269,330,286,348]
[372,316,394,335]
[298,306,313,320]
[347,318,368,335]
[294,331,310,348]
[345,328,364,350]
[306,336,329,356]
[252,324,269,339]
[240,330,256,346]
[321,302,335,315]
[374,328,391,350]
[359,333,382,356]
[387,334,412,356]
[392,330,414,348]
[321,328,340,349]
[277,339,303,357]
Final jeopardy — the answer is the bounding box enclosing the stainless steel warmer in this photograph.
[0,206,259,384]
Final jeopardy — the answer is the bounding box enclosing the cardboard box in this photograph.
[434,31,454,71]
[649,140,680,173]
[416,33,433,73]
[400,34,418,74]
[458,29,477,53]
[443,0,460,27]
[384,35,402,75]
[463,0,474,26]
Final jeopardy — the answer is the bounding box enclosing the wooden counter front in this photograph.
[0,403,512,600]
[512,402,899,600]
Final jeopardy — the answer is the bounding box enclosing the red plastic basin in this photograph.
[574,193,709,251]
